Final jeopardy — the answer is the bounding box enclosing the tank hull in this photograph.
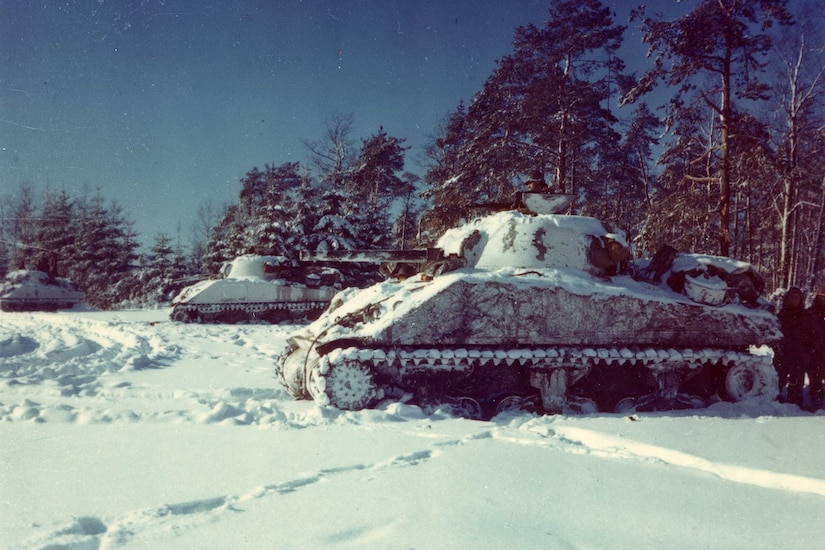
[170,255,338,323]
[0,271,84,312]
[277,270,780,417]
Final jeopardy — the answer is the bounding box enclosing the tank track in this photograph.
[171,300,328,323]
[0,299,74,312]
[303,345,777,418]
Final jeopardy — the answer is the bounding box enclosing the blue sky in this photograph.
[1,0,660,247]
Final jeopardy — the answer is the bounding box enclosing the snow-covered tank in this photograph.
[170,254,339,323]
[275,194,781,418]
[0,270,84,312]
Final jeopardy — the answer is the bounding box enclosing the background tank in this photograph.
[0,270,84,312]
[170,254,339,323]
[276,200,781,419]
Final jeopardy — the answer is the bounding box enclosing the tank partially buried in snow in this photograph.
[276,194,782,418]
[170,254,339,323]
[0,270,84,312]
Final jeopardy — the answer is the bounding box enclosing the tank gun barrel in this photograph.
[302,248,459,280]
[301,248,444,264]
[170,274,210,285]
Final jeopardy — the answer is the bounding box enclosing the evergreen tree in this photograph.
[132,232,190,305]
[239,161,302,256]
[625,0,793,256]
[69,193,139,309]
[9,183,37,270]
[346,127,410,249]
[421,102,471,237]
[392,172,422,249]
[600,103,661,244]
[203,204,240,274]
[287,177,322,256]
[0,198,10,276]
[312,187,358,254]
[204,162,305,274]
[31,189,74,279]
[423,0,629,233]
[636,102,721,254]
[189,199,219,277]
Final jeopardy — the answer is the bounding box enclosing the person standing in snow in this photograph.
[775,287,814,407]
[805,285,825,409]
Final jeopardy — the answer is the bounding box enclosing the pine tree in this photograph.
[421,102,471,237]
[422,0,628,233]
[204,204,241,274]
[288,178,321,256]
[31,189,74,279]
[392,172,421,249]
[600,103,661,243]
[239,161,302,256]
[625,0,793,256]
[69,194,139,308]
[312,187,358,254]
[347,127,410,249]
[132,232,190,305]
[9,184,37,270]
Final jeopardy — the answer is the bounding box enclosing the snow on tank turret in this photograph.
[0,270,84,312]
[170,254,340,323]
[275,194,781,418]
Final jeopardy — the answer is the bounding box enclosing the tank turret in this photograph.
[170,255,340,323]
[275,196,780,418]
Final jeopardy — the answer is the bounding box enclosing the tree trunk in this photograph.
[719,41,732,257]
[809,177,825,290]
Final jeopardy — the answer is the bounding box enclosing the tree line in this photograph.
[200,119,418,286]
[0,121,417,308]
[0,185,187,309]
[2,0,824,308]
[422,0,824,293]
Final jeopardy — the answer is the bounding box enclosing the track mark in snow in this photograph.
[56,515,108,536]
[383,448,434,467]
[508,423,825,497]
[0,314,182,422]
[17,439,448,549]
[0,314,177,383]
[556,426,825,496]
[164,496,228,515]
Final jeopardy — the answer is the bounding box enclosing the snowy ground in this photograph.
[1,309,823,549]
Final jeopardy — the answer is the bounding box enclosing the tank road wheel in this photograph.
[218,308,249,324]
[494,394,540,416]
[450,397,483,420]
[723,361,777,403]
[308,360,378,410]
[614,396,637,414]
[170,306,195,323]
[614,394,656,414]
[563,397,599,415]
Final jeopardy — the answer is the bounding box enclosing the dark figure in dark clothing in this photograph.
[524,169,551,193]
[806,286,825,409]
[776,287,813,407]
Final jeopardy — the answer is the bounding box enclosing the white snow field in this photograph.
[1,309,823,549]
